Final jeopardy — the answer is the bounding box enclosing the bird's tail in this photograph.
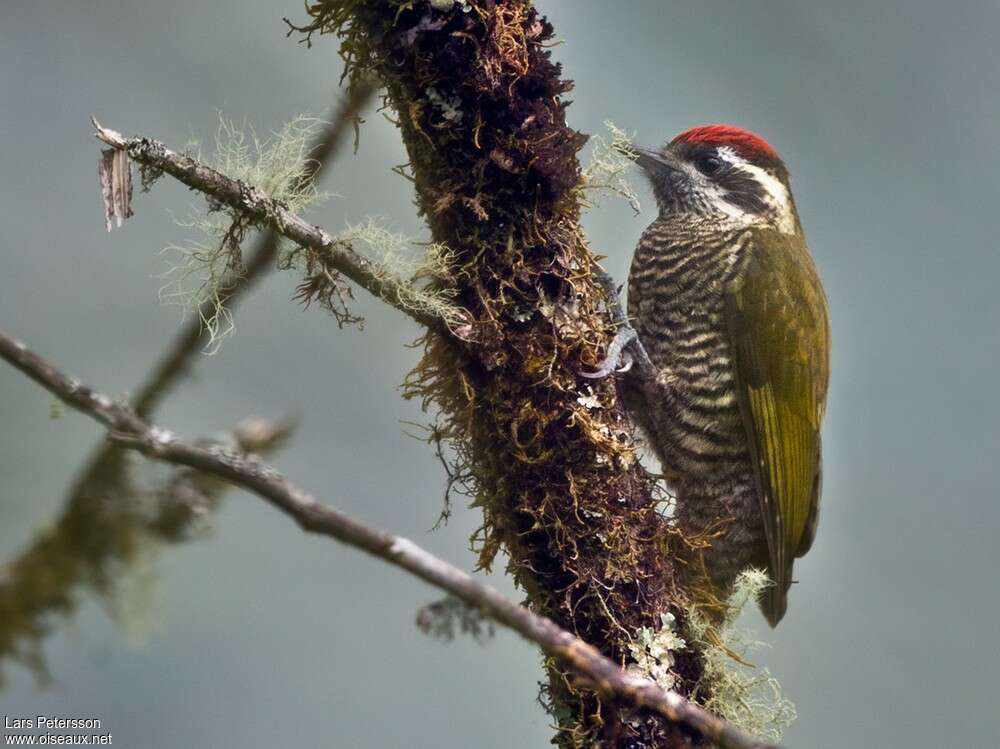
[761,578,790,627]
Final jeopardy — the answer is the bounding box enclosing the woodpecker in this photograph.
[593,125,830,626]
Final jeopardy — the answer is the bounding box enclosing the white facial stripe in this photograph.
[714,194,755,223]
[715,147,797,234]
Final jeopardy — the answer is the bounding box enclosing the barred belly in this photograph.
[628,219,768,587]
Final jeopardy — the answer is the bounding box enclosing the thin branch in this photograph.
[91,117,450,334]
[0,328,778,749]
[0,85,379,670]
[132,81,375,418]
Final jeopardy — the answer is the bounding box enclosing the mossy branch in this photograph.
[85,3,789,744]
[92,118,462,335]
[0,90,383,685]
[0,327,779,749]
[134,85,374,413]
[287,2,701,747]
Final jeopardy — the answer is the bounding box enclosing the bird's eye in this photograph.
[695,154,723,175]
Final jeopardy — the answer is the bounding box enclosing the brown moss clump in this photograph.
[289,2,702,746]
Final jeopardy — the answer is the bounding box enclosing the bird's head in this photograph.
[633,124,800,234]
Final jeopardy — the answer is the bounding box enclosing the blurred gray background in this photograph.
[2,1,998,746]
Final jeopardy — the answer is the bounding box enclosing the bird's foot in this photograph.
[581,325,644,380]
[582,270,656,382]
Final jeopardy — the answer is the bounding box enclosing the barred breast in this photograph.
[628,218,767,586]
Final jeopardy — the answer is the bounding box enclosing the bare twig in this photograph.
[91,117,450,334]
[0,328,778,749]
[1,86,378,667]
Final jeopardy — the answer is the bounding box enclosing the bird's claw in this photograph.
[580,351,634,380]
[581,326,639,380]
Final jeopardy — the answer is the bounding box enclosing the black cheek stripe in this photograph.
[720,171,769,214]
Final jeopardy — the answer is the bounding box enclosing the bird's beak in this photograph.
[630,144,684,176]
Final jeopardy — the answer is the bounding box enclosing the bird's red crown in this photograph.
[672,124,779,161]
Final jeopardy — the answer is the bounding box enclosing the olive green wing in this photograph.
[724,228,830,626]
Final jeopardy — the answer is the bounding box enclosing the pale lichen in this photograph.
[425,87,464,123]
[331,219,463,326]
[627,611,687,693]
[159,114,329,352]
[685,569,797,743]
[581,121,641,214]
[429,0,472,11]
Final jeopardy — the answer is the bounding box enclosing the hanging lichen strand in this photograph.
[289,2,700,746]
